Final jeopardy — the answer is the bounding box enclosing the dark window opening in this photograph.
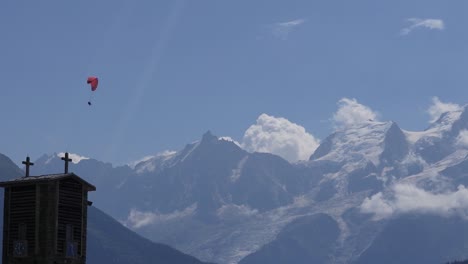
[65,224,77,258]
[13,223,28,257]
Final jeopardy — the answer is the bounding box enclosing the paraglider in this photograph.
[86,76,98,105]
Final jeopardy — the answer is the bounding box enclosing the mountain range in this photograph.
[18,105,468,263]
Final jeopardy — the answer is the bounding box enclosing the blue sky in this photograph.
[1,0,468,165]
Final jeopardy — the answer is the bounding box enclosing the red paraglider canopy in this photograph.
[87,76,98,91]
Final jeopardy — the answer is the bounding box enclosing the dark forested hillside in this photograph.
[87,206,211,264]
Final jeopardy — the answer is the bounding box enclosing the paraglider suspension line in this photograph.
[88,91,94,106]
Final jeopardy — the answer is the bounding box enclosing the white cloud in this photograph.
[124,203,197,229]
[270,18,306,40]
[332,98,379,129]
[427,97,461,123]
[361,183,468,220]
[57,152,89,164]
[241,114,319,162]
[456,130,468,148]
[400,18,445,35]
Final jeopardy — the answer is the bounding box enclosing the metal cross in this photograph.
[22,156,34,177]
[61,152,73,174]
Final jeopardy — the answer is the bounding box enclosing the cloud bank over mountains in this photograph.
[332,98,380,128]
[241,113,319,162]
[457,130,468,148]
[125,204,197,229]
[240,98,382,162]
[428,96,462,123]
[57,152,89,164]
[70,97,465,164]
[361,184,468,220]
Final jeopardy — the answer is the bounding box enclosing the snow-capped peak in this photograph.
[310,121,397,166]
[128,155,156,169]
[218,136,242,147]
[403,106,467,145]
[132,151,177,174]
[201,130,217,143]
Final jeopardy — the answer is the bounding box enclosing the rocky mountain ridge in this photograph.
[30,105,468,263]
